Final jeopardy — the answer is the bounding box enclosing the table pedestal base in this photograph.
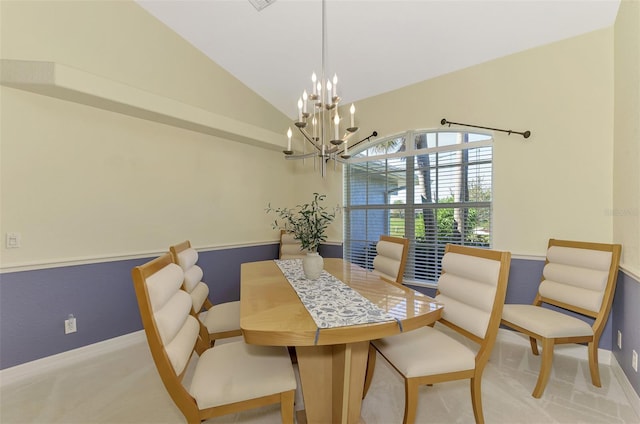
[296,341,369,424]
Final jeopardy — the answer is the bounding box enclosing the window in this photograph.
[344,130,492,285]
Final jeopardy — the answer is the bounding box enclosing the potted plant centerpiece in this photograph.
[267,193,337,280]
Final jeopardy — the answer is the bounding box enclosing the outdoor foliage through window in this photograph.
[344,130,492,284]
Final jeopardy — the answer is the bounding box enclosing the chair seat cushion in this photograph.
[501,304,593,338]
[189,341,296,409]
[372,326,476,378]
[199,301,241,334]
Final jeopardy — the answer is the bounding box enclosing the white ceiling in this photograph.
[136,0,621,119]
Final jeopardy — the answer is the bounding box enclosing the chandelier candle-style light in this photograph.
[283,0,358,176]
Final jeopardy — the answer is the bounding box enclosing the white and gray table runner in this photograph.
[274,259,401,343]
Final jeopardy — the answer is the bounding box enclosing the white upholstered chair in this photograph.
[279,230,308,259]
[501,239,621,398]
[131,253,296,424]
[364,244,511,424]
[170,241,241,347]
[372,235,409,284]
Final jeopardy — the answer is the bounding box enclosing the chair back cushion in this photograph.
[144,262,199,375]
[175,247,210,313]
[539,246,613,313]
[436,252,502,339]
[280,232,308,259]
[373,240,405,281]
[176,246,198,269]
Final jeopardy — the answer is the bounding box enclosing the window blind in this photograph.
[344,131,493,285]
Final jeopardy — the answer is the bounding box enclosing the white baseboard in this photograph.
[611,354,640,419]
[0,330,146,387]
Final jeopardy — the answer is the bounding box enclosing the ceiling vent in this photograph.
[248,0,276,12]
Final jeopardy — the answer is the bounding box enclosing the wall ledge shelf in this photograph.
[0,59,283,151]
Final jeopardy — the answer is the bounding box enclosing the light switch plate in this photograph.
[6,232,21,248]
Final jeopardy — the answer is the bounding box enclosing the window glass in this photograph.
[344,130,492,284]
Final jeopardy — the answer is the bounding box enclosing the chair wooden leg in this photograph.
[280,390,295,424]
[587,340,602,387]
[362,344,377,399]
[186,407,201,424]
[532,338,554,398]
[403,379,419,424]
[470,375,485,424]
[529,336,539,356]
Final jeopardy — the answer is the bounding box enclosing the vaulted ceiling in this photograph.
[136,0,621,118]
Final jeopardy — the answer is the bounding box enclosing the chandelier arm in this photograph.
[297,126,322,151]
[285,152,317,160]
[342,130,358,142]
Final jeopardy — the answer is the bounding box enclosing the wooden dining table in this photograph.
[240,258,443,424]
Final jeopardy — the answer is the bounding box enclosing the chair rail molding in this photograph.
[0,59,284,152]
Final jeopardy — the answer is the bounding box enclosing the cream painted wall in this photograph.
[330,28,615,257]
[0,0,296,267]
[0,0,287,131]
[1,87,293,266]
[614,0,640,275]
[290,157,345,244]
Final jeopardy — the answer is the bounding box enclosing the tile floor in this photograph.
[1,326,638,423]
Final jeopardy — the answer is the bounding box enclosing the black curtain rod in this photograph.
[348,131,378,151]
[334,131,378,159]
[441,118,531,139]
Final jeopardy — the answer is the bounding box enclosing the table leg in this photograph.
[296,341,369,424]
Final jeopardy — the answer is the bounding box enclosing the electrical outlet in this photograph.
[617,330,622,349]
[633,350,638,372]
[64,314,77,334]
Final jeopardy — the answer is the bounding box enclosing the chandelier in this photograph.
[283,0,368,177]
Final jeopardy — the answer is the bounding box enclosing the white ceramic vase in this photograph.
[302,252,324,280]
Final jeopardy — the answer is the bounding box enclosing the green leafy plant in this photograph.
[266,193,338,252]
